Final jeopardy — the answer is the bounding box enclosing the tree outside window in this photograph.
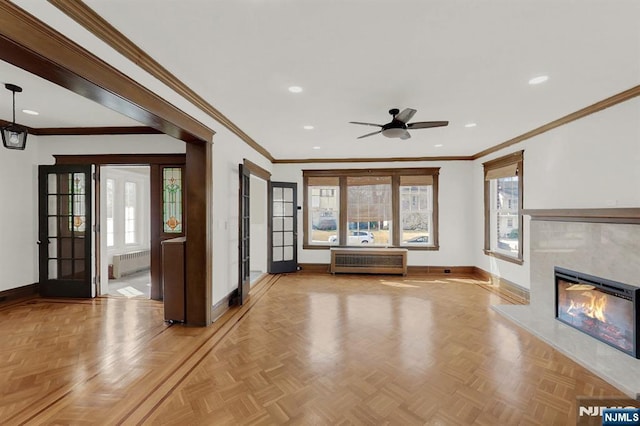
[483,151,523,263]
[303,168,439,249]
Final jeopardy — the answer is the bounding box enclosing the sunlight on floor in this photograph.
[377,280,419,288]
[116,286,145,298]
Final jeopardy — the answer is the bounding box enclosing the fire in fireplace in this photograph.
[555,267,639,359]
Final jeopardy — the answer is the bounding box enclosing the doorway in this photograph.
[100,165,151,298]
[249,175,267,284]
[237,160,271,305]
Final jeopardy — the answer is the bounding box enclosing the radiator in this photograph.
[330,248,408,275]
[112,250,151,278]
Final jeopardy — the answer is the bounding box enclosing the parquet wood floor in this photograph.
[0,273,626,425]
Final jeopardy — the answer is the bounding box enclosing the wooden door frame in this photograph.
[1,4,213,325]
[236,159,271,304]
[55,155,186,301]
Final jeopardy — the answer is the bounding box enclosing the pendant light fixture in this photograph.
[2,83,28,150]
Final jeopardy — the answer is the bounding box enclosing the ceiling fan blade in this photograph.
[399,130,411,140]
[394,108,417,124]
[407,121,449,129]
[357,130,383,139]
[349,121,383,128]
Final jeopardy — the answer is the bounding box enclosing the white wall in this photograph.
[0,135,39,292]
[473,97,640,289]
[36,134,185,164]
[211,127,272,305]
[272,160,476,267]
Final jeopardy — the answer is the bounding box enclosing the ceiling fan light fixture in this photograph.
[351,108,448,139]
[381,127,406,138]
[2,83,28,150]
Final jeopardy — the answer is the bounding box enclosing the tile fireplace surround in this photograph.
[493,209,640,399]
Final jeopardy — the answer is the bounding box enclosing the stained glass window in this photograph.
[163,168,183,233]
[68,173,86,232]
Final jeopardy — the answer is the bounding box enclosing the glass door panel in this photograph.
[38,165,93,297]
[268,182,297,273]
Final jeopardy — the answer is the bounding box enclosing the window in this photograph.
[124,181,137,244]
[303,168,439,249]
[307,176,340,246]
[67,173,86,232]
[106,179,114,247]
[400,175,434,246]
[347,176,392,245]
[163,167,183,233]
[483,151,523,264]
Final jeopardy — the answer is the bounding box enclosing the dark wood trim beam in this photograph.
[185,142,212,326]
[242,159,271,181]
[54,154,185,165]
[472,85,640,160]
[0,119,36,134]
[0,120,161,136]
[0,1,213,144]
[48,0,272,161]
[524,208,640,224]
[34,126,163,136]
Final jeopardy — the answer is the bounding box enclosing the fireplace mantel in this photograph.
[492,217,640,398]
[523,208,640,224]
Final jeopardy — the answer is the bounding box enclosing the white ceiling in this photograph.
[4,0,640,159]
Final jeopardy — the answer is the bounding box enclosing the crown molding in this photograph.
[48,0,273,161]
[273,155,473,164]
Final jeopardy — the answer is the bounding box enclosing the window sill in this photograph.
[483,249,524,265]
[304,244,439,251]
[303,244,338,250]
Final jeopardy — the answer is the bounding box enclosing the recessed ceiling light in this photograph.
[312,146,321,150]
[464,123,477,128]
[22,109,39,115]
[288,86,303,93]
[434,144,443,148]
[528,75,549,85]
[303,125,314,130]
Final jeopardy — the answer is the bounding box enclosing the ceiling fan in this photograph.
[350,108,448,140]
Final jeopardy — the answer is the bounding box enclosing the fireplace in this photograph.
[555,267,639,359]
